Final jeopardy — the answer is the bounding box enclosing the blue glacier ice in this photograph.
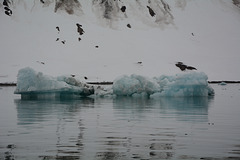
[14,67,94,99]
[113,72,214,97]
[153,72,214,97]
[14,67,214,99]
[112,74,159,97]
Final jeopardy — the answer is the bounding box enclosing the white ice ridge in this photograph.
[14,67,214,99]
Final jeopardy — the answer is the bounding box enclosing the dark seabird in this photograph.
[56,26,60,33]
[175,62,196,71]
[36,61,45,65]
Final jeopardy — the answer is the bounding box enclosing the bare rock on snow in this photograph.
[54,0,82,15]
[76,23,84,35]
[147,6,156,17]
[233,0,240,8]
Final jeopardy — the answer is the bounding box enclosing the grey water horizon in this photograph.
[0,85,240,160]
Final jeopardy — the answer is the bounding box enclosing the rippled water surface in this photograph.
[0,85,240,160]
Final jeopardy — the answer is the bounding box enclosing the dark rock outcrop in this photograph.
[76,23,84,35]
[147,6,155,17]
[127,24,131,28]
[3,0,12,16]
[233,0,240,8]
[55,0,82,15]
[121,6,126,12]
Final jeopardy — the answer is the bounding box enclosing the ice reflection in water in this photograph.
[15,98,94,160]
[113,97,212,122]
[0,85,239,160]
[12,96,214,160]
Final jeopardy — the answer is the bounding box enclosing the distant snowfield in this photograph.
[0,0,240,83]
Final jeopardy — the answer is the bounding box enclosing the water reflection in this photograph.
[13,96,213,160]
[14,98,94,160]
[15,96,213,125]
[15,98,94,125]
[113,96,214,122]
[157,96,214,122]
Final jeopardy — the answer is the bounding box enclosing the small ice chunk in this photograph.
[218,82,227,86]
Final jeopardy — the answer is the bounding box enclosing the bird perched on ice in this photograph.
[175,62,197,71]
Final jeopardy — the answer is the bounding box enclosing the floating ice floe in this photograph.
[14,67,94,99]
[152,72,215,97]
[218,81,227,86]
[14,67,214,99]
[113,72,214,97]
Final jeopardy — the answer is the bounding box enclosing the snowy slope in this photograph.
[0,0,240,83]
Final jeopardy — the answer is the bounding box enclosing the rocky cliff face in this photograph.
[233,0,240,7]
[0,0,176,28]
[1,0,239,28]
[54,0,82,15]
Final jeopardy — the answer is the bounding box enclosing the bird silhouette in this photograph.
[175,62,197,71]
[56,26,60,33]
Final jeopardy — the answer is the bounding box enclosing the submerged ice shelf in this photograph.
[14,67,214,99]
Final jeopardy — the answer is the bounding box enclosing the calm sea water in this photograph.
[0,84,240,160]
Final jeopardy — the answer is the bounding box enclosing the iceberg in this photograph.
[14,67,94,99]
[113,72,214,97]
[153,72,215,97]
[14,67,214,99]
